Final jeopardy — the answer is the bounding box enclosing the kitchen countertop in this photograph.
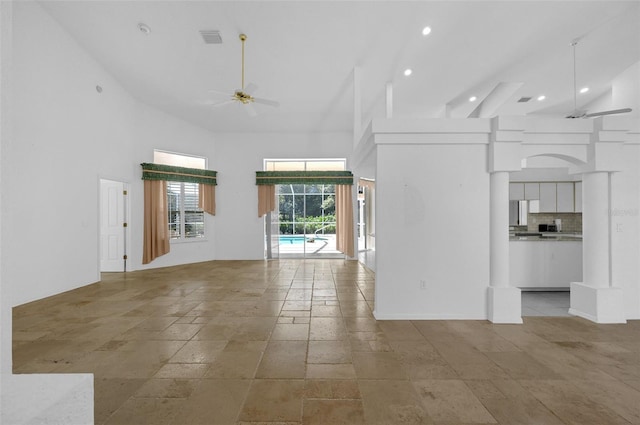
[509,232,583,241]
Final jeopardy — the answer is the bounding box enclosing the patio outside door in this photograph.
[276,183,343,258]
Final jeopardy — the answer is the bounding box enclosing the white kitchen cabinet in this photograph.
[509,183,524,200]
[510,240,582,288]
[524,183,540,200]
[556,182,574,212]
[575,181,582,212]
[539,183,557,212]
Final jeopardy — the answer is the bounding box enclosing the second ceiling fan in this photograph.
[209,33,279,117]
[566,39,632,119]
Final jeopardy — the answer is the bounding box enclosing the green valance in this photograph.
[256,170,353,185]
[141,163,217,185]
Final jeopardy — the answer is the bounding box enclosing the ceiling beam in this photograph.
[468,82,524,118]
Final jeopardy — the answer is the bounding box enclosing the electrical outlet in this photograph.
[420,280,427,290]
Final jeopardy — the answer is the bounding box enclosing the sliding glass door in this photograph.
[263,158,347,259]
[277,183,342,258]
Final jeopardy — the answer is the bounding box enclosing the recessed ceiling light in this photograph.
[469,96,477,102]
[422,26,432,36]
[537,95,546,101]
[404,69,412,76]
[579,87,589,94]
[138,23,151,35]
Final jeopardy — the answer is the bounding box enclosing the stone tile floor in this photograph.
[12,260,640,424]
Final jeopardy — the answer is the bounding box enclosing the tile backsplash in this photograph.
[528,213,582,233]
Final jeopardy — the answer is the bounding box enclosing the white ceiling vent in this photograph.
[517,96,532,103]
[200,30,223,44]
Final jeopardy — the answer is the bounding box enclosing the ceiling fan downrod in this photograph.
[571,39,579,116]
[240,33,247,91]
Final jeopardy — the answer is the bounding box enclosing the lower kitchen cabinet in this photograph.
[510,240,582,288]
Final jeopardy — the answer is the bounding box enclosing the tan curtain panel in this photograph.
[258,185,276,217]
[198,183,216,215]
[336,184,355,258]
[143,180,170,264]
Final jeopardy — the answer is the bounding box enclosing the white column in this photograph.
[490,171,509,287]
[487,171,522,323]
[570,171,625,323]
[582,172,609,286]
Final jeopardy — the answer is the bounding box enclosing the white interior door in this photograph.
[100,179,127,272]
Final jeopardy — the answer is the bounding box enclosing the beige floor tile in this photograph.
[12,260,640,425]
[358,380,432,425]
[302,399,366,425]
[484,351,561,379]
[239,380,304,422]
[352,351,407,379]
[256,340,307,378]
[412,379,497,423]
[94,378,147,425]
[311,305,342,317]
[154,363,209,379]
[169,340,228,363]
[307,340,352,364]
[204,350,262,379]
[172,379,251,425]
[271,323,310,340]
[343,317,380,332]
[310,317,348,340]
[103,397,184,425]
[520,379,632,425]
[133,378,198,398]
[153,323,204,340]
[305,380,361,399]
[223,340,267,352]
[306,363,357,379]
[283,301,312,311]
[378,321,425,341]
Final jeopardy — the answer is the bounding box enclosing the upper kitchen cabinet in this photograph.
[575,181,582,213]
[509,183,524,200]
[539,183,557,212]
[524,183,540,200]
[556,182,575,212]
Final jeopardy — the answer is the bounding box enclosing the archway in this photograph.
[509,154,585,317]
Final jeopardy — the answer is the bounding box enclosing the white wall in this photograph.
[611,144,640,318]
[131,105,216,271]
[612,61,640,115]
[6,2,218,305]
[212,132,352,260]
[375,143,490,319]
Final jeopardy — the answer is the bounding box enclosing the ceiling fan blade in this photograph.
[566,110,586,119]
[244,103,258,117]
[584,108,632,118]
[253,97,280,107]
[244,83,258,95]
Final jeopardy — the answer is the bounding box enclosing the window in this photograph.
[154,150,206,240]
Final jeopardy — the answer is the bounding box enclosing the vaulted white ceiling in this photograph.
[39,0,640,133]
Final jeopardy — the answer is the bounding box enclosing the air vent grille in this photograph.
[200,30,223,44]
[517,97,532,103]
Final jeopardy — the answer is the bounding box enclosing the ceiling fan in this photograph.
[566,39,632,119]
[208,33,279,117]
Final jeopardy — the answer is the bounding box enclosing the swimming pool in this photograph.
[279,235,328,244]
